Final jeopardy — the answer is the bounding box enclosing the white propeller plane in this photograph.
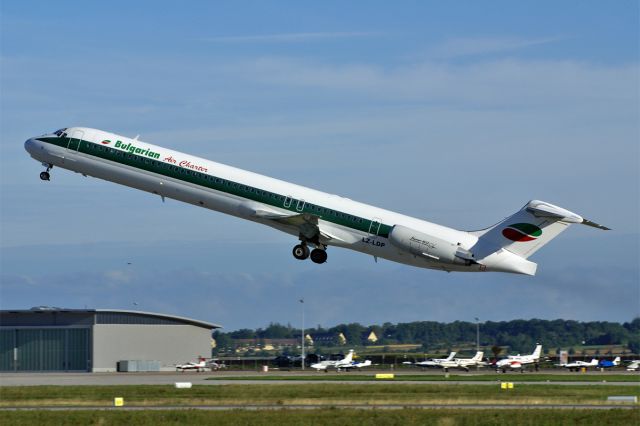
[406,351,484,372]
[176,357,209,372]
[495,344,543,373]
[625,360,639,372]
[448,351,486,372]
[404,351,457,368]
[311,350,361,371]
[558,358,599,372]
[25,128,609,273]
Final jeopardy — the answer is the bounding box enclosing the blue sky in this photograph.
[1,1,638,330]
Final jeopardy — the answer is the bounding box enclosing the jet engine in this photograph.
[388,224,477,266]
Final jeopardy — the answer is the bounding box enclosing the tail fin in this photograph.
[343,350,354,363]
[472,351,483,362]
[445,352,456,361]
[471,201,609,274]
[532,344,542,359]
[613,356,621,365]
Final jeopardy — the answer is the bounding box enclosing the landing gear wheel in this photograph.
[310,249,327,264]
[40,171,50,181]
[292,244,310,260]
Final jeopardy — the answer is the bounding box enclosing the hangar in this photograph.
[0,307,221,372]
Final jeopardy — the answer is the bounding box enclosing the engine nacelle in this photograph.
[388,224,477,266]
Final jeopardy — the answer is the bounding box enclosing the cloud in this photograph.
[199,32,378,43]
[425,36,564,58]
[231,57,638,107]
[1,235,638,329]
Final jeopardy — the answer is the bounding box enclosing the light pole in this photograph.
[475,317,480,370]
[300,299,305,371]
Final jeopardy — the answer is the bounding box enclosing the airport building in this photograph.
[0,308,221,372]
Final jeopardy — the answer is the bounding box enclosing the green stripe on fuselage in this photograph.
[37,137,392,238]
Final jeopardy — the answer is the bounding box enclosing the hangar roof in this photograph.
[0,307,222,330]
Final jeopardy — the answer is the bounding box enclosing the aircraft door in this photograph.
[66,130,84,151]
[283,195,293,209]
[368,217,382,236]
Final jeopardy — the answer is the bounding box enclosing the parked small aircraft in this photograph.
[448,351,486,372]
[558,358,599,372]
[176,357,208,372]
[625,360,639,371]
[339,359,373,371]
[598,357,620,369]
[310,350,372,371]
[495,345,542,373]
[403,352,457,368]
[311,350,355,371]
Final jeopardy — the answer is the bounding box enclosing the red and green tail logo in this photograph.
[502,223,542,242]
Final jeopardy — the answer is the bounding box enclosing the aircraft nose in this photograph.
[24,137,37,155]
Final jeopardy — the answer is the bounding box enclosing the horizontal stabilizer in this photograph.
[581,219,611,230]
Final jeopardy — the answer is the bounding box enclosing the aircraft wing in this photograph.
[240,202,343,243]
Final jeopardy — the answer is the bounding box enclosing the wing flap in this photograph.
[239,201,343,243]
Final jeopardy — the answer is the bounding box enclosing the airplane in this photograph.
[24,127,609,274]
[409,351,486,372]
[403,352,457,368]
[558,358,599,372]
[495,344,542,373]
[625,360,639,371]
[434,352,486,372]
[311,350,356,371]
[207,359,226,371]
[176,357,209,372]
[451,351,486,371]
[598,357,620,369]
[337,359,373,372]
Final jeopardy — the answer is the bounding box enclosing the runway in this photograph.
[1,370,638,387]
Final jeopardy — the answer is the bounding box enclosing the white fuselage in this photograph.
[561,359,598,369]
[23,127,523,272]
[496,355,539,370]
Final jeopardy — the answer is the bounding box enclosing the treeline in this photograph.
[214,318,640,354]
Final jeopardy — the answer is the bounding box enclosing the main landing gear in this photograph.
[292,243,327,264]
[292,244,310,260]
[40,163,53,181]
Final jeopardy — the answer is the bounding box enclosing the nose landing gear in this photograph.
[39,164,53,181]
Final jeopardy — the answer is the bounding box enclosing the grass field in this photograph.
[1,384,638,407]
[1,408,638,426]
[206,373,639,382]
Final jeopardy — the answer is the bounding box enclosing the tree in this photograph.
[260,323,292,339]
[627,335,640,355]
[229,328,256,339]
[212,331,233,354]
[491,345,502,361]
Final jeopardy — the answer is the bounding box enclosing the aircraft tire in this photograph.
[40,171,50,181]
[310,248,327,264]
[292,244,310,260]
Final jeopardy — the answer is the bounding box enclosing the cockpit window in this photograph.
[53,128,68,137]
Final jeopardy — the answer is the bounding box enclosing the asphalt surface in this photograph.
[1,370,638,387]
